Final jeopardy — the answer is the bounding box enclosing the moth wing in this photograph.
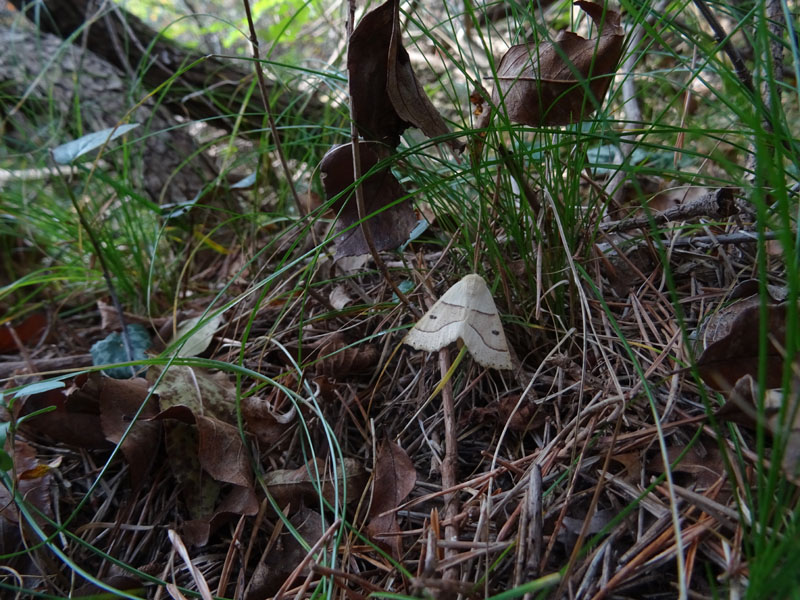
[404,279,471,353]
[459,275,513,370]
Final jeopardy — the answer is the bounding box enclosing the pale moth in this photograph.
[405,274,512,370]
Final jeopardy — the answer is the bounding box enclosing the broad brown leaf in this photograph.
[477,1,623,128]
[367,440,416,557]
[314,332,380,379]
[264,457,367,510]
[320,142,416,258]
[98,376,161,488]
[17,375,110,449]
[348,0,462,151]
[697,301,793,392]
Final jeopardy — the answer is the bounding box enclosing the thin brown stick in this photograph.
[692,0,755,93]
[600,187,737,233]
[241,0,303,215]
[438,348,460,581]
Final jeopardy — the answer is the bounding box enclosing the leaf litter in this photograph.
[0,0,797,597]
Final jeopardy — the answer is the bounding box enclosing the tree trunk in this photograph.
[9,0,327,135]
[0,22,215,204]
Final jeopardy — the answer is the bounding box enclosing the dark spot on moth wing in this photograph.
[492,330,499,335]
[430,315,438,320]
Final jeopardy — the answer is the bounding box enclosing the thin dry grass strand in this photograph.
[167,529,213,600]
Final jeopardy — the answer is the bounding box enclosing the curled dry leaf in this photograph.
[16,374,111,449]
[367,440,417,557]
[320,142,416,258]
[477,1,623,129]
[717,375,800,480]
[697,301,793,392]
[329,285,353,310]
[264,457,367,510]
[348,0,462,152]
[98,375,161,488]
[315,332,380,379]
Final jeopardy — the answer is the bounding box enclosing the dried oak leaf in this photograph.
[320,142,416,258]
[697,302,793,392]
[97,375,161,488]
[16,374,110,449]
[147,366,258,543]
[367,440,416,557]
[477,1,623,128]
[264,457,367,510]
[314,332,380,379]
[348,0,462,151]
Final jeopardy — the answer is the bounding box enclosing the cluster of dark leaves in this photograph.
[324,0,622,259]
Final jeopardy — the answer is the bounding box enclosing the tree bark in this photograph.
[9,0,327,135]
[0,23,212,204]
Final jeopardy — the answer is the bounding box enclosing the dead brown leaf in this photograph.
[320,142,416,258]
[264,457,367,510]
[697,301,794,392]
[477,1,623,128]
[17,375,111,449]
[98,376,161,488]
[348,0,462,152]
[315,332,381,379]
[241,396,292,446]
[367,440,416,556]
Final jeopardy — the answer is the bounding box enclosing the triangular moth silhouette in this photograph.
[405,274,512,370]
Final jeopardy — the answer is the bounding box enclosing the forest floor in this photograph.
[2,0,800,599]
